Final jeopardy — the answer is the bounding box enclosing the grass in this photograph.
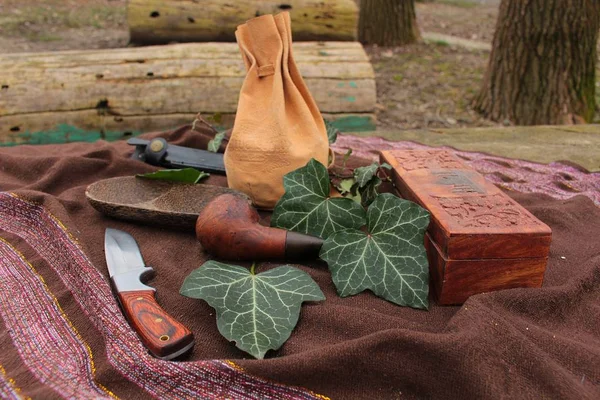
[432,40,450,47]
[34,33,62,42]
[436,0,479,9]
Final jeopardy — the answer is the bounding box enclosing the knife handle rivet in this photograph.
[136,297,144,301]
[155,318,163,323]
[150,139,165,152]
[159,335,170,342]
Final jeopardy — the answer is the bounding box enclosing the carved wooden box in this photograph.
[380,150,552,305]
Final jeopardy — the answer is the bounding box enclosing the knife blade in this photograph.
[104,228,194,360]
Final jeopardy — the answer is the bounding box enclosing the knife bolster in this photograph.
[111,266,155,293]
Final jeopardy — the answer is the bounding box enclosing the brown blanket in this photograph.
[0,127,598,400]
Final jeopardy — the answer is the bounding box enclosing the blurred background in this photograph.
[5,0,583,132]
[0,0,600,141]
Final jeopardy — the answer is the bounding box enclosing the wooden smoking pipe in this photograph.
[195,194,324,261]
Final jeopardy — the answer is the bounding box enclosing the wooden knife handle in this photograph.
[118,290,194,360]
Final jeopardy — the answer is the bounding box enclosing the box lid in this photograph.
[380,149,552,260]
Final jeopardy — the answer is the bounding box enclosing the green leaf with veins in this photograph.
[360,176,382,207]
[324,119,339,144]
[354,163,380,187]
[180,261,324,359]
[136,168,209,183]
[319,193,431,309]
[337,178,355,195]
[271,159,366,239]
[353,162,392,207]
[207,131,226,152]
[334,178,362,204]
[354,162,390,188]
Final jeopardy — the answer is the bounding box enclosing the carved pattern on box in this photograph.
[431,194,542,228]
[392,150,467,171]
[432,171,486,194]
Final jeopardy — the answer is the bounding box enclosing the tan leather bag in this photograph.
[224,11,330,209]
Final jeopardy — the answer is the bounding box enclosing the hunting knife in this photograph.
[128,137,226,175]
[104,228,194,360]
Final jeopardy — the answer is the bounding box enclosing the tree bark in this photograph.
[474,0,600,125]
[0,42,376,145]
[358,0,420,46]
[128,0,358,44]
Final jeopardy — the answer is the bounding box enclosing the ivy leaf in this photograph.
[333,178,362,204]
[346,191,363,204]
[337,178,355,195]
[271,159,366,239]
[324,119,339,144]
[360,176,382,207]
[319,193,431,309]
[180,261,325,359]
[352,162,392,207]
[137,168,209,183]
[354,163,379,188]
[354,162,389,188]
[207,131,226,153]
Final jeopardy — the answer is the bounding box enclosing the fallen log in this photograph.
[128,0,358,44]
[0,42,376,146]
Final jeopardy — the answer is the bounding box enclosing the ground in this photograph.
[0,0,598,130]
[0,0,128,53]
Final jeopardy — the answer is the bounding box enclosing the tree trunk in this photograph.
[474,0,600,125]
[358,0,420,46]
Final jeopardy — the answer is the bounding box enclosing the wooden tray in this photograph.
[86,176,246,229]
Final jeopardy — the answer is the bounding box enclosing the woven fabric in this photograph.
[0,126,598,399]
[333,134,600,206]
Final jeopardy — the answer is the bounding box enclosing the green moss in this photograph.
[326,116,376,132]
[207,112,223,124]
[432,40,450,47]
[34,33,62,42]
[436,0,479,9]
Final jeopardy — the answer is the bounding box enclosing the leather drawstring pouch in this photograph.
[224,11,331,209]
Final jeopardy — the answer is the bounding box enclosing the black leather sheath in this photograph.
[128,138,226,175]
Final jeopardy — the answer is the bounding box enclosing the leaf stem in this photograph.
[250,262,256,275]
